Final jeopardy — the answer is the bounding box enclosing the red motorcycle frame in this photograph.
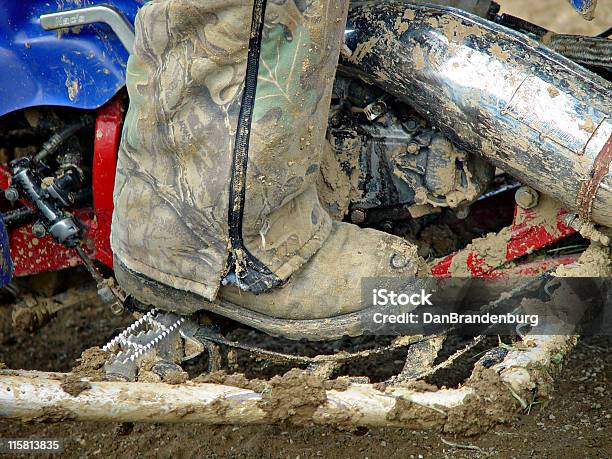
[0,96,123,276]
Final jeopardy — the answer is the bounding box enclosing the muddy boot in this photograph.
[112,0,430,340]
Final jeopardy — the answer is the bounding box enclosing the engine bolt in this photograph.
[350,208,367,224]
[364,100,388,121]
[4,187,19,203]
[407,142,420,154]
[31,222,47,238]
[515,186,539,209]
[403,120,418,132]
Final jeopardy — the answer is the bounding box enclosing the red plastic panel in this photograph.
[92,95,124,268]
[432,198,577,278]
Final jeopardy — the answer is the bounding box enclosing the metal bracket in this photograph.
[40,5,135,54]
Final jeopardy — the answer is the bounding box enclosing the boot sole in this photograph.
[114,257,420,341]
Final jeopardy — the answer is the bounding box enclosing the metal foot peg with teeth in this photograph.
[102,309,204,381]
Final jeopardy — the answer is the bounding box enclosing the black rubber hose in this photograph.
[33,117,93,164]
[1,207,36,228]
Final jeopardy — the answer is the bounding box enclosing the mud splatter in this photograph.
[66,79,80,102]
[70,347,110,380]
[412,43,426,70]
[60,379,92,397]
[194,370,268,392]
[489,43,510,60]
[547,85,560,98]
[447,227,513,277]
[350,36,379,63]
[579,116,596,134]
[515,194,565,236]
[554,239,611,277]
[394,16,409,34]
[317,134,361,219]
[258,368,327,424]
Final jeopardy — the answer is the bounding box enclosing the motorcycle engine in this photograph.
[319,77,495,224]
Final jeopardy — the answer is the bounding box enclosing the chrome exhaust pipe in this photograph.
[343,2,612,227]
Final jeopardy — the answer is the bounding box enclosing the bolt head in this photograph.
[350,208,366,224]
[515,186,539,209]
[31,222,46,237]
[407,142,420,154]
[4,187,19,203]
[404,120,418,131]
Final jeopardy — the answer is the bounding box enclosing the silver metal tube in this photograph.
[344,2,612,226]
[40,5,134,54]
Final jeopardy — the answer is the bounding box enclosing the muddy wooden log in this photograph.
[0,372,267,424]
[0,328,576,427]
[0,370,472,426]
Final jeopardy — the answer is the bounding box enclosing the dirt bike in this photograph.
[0,0,609,429]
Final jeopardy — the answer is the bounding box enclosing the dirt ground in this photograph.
[1,0,611,457]
[0,296,610,458]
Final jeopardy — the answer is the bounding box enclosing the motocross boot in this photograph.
[111,0,431,340]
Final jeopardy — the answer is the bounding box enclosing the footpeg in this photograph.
[102,309,203,380]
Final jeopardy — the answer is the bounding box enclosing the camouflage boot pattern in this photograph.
[112,0,430,339]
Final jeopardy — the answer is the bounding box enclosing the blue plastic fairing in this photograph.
[0,215,12,287]
[0,0,142,117]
